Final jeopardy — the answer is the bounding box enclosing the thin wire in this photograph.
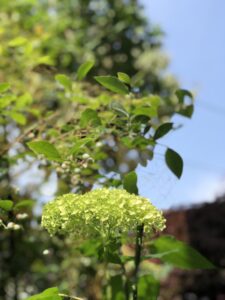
[154,152,223,173]
[196,101,225,116]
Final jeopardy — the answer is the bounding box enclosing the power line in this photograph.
[184,159,224,173]
[196,101,225,116]
[154,152,223,173]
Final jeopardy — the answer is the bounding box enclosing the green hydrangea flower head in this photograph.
[41,188,166,239]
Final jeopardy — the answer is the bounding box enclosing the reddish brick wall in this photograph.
[160,195,225,300]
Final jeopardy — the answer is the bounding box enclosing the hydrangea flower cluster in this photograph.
[41,189,166,239]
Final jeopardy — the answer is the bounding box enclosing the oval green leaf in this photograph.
[165,148,183,179]
[109,101,129,117]
[5,111,27,125]
[123,171,138,195]
[0,200,13,211]
[117,72,131,85]
[138,275,160,300]
[14,200,35,210]
[8,37,27,47]
[151,235,215,270]
[0,83,11,93]
[25,287,62,300]
[77,60,95,80]
[94,76,129,95]
[80,109,101,127]
[55,74,72,90]
[27,141,62,162]
[154,122,173,140]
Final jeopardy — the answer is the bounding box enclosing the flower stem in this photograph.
[133,224,144,300]
[121,263,130,300]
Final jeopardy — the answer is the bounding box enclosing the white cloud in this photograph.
[190,175,225,204]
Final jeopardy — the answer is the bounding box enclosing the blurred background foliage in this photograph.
[0,0,178,94]
[0,0,196,299]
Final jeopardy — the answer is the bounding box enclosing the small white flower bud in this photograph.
[61,163,67,169]
[74,168,81,174]
[28,132,35,139]
[82,153,90,160]
[82,162,88,168]
[71,175,78,185]
[13,224,21,230]
[7,222,15,229]
[37,154,44,160]
[87,157,94,163]
[96,141,103,147]
[43,249,50,255]
[16,213,28,220]
[12,186,20,194]
[56,167,62,173]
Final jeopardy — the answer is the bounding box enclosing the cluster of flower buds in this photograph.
[81,153,94,168]
[52,153,94,185]
[6,222,21,230]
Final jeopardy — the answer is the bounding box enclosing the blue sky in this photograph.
[138,0,225,209]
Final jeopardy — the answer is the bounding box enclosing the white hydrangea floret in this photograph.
[41,189,166,239]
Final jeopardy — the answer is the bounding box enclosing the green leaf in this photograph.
[0,83,11,93]
[109,101,129,117]
[94,76,129,95]
[79,239,101,258]
[14,200,35,210]
[26,287,62,300]
[178,104,194,118]
[55,74,72,90]
[149,95,161,107]
[103,250,122,264]
[117,72,131,85]
[133,106,157,118]
[123,171,138,195]
[0,95,16,109]
[69,138,93,155]
[138,275,160,300]
[80,108,101,127]
[77,60,95,80]
[8,37,27,47]
[141,249,180,260]
[165,148,183,179]
[0,200,13,211]
[151,235,215,270]
[154,122,173,140]
[109,275,125,300]
[175,89,193,104]
[27,141,62,161]
[5,111,27,125]
[16,93,33,108]
[100,238,122,264]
